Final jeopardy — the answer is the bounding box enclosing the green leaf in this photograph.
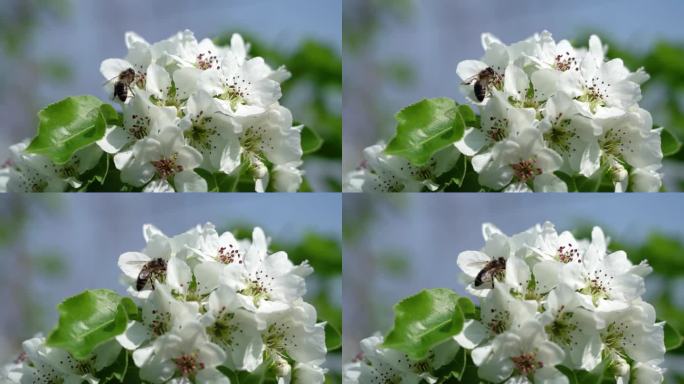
[661,127,682,157]
[385,98,465,166]
[665,321,683,350]
[555,172,577,192]
[195,168,218,192]
[556,365,578,384]
[97,349,128,383]
[576,360,608,384]
[457,297,477,319]
[120,297,140,322]
[217,366,240,382]
[382,288,464,360]
[441,155,467,189]
[26,96,110,164]
[216,171,241,192]
[575,171,603,192]
[457,104,479,128]
[301,125,324,155]
[46,289,133,359]
[451,347,467,379]
[324,322,341,351]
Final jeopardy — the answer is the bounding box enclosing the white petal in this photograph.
[454,320,488,349]
[456,251,490,278]
[116,321,150,350]
[174,170,208,192]
[97,126,130,154]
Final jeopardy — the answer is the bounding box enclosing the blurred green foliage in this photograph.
[0,196,66,356]
[215,32,342,191]
[228,224,342,383]
[343,0,418,160]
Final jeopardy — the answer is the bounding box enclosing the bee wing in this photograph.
[102,74,120,86]
[457,251,492,277]
[461,73,479,85]
[118,252,152,279]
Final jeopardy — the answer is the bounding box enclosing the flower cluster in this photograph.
[2,223,327,383]
[344,31,664,192]
[344,222,665,384]
[455,32,661,192]
[0,30,304,192]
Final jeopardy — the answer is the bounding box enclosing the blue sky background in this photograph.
[343,193,684,360]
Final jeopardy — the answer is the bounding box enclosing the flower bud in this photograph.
[272,355,291,378]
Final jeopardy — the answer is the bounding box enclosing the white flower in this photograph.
[477,128,566,192]
[476,320,567,384]
[19,337,120,384]
[598,300,665,364]
[119,126,207,192]
[117,284,198,354]
[5,141,102,192]
[538,284,603,370]
[211,54,286,117]
[478,282,536,338]
[200,286,264,372]
[139,322,228,384]
[353,334,422,384]
[562,227,649,310]
[291,362,327,384]
[234,227,312,309]
[180,91,241,174]
[539,93,602,177]
[118,226,193,298]
[237,105,303,191]
[272,161,305,192]
[97,90,178,155]
[345,143,460,192]
[261,300,326,366]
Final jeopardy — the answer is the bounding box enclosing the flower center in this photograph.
[218,75,251,110]
[208,307,239,348]
[196,51,220,70]
[554,52,578,72]
[485,116,509,142]
[184,111,217,151]
[129,113,151,140]
[544,114,577,154]
[240,125,271,154]
[511,353,543,376]
[173,353,205,377]
[557,243,580,263]
[546,308,579,346]
[600,128,629,158]
[264,322,292,353]
[487,309,511,334]
[579,76,608,113]
[216,245,242,264]
[152,154,184,179]
[512,159,542,183]
[148,309,171,336]
[582,268,614,305]
[601,321,627,354]
[241,270,273,304]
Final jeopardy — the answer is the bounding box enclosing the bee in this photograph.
[104,68,136,102]
[462,67,500,102]
[473,257,506,287]
[136,258,167,291]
